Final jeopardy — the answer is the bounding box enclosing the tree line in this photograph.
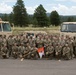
[0,0,76,27]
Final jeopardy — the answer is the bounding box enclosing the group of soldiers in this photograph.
[0,33,76,60]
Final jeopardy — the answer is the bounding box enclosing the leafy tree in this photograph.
[28,15,33,24]
[67,17,74,22]
[34,4,49,27]
[13,0,28,27]
[3,13,9,21]
[33,18,38,27]
[50,10,60,26]
[9,12,14,24]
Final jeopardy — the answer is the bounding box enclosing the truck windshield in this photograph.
[2,23,11,31]
[61,24,76,32]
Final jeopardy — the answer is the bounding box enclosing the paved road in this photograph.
[0,59,76,75]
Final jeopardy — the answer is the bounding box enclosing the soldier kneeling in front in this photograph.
[1,44,9,59]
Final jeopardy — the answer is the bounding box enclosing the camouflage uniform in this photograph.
[23,43,31,59]
[0,37,3,48]
[68,39,74,59]
[73,37,76,57]
[0,46,2,58]
[45,43,54,59]
[1,44,8,59]
[62,44,71,60]
[55,44,62,60]
[36,38,43,48]
[2,37,7,45]
[7,36,14,57]
[29,45,38,59]
[12,43,18,59]
[18,43,25,59]
[43,38,51,56]
[28,37,35,47]
[14,36,21,46]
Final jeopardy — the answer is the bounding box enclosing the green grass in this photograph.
[12,26,60,35]
[13,26,59,31]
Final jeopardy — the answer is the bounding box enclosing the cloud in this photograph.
[0,0,76,15]
[56,0,68,1]
[2,0,16,3]
[0,0,37,14]
[46,3,57,7]
[26,5,38,14]
[0,1,38,14]
[56,0,76,2]
[0,0,16,13]
[0,3,12,13]
[71,0,76,2]
[47,4,76,15]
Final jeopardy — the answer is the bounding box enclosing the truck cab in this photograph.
[0,18,12,37]
[60,22,76,37]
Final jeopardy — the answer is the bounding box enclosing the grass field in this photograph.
[12,26,60,34]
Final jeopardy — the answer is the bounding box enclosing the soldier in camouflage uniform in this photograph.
[29,44,38,59]
[14,35,21,46]
[23,43,31,59]
[0,45,2,58]
[55,43,62,60]
[62,43,71,60]
[2,36,7,45]
[73,36,76,57]
[43,36,51,57]
[28,35,35,47]
[36,37,43,48]
[12,43,18,59]
[23,36,29,47]
[7,36,14,57]
[0,36,3,48]
[68,37,74,59]
[18,43,25,59]
[1,44,8,59]
[45,43,54,59]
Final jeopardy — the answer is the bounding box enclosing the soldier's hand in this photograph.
[13,52,15,54]
[56,52,58,55]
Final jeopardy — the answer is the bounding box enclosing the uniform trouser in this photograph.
[30,52,38,59]
[12,52,18,59]
[73,46,76,57]
[70,49,74,59]
[8,45,12,57]
[46,53,54,59]
[64,53,71,60]
[55,53,61,60]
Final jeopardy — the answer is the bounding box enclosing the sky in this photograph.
[0,0,76,15]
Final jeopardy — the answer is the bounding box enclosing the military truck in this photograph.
[0,18,12,37]
[60,22,76,37]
